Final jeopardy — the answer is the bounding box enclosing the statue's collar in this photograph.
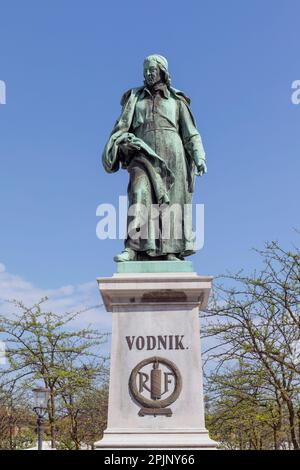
[142,83,170,99]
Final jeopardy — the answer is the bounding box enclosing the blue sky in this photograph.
[0,0,299,319]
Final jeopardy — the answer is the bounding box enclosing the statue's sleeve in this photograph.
[102,93,133,173]
[178,100,206,167]
[102,89,140,173]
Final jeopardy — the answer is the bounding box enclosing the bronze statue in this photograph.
[102,54,207,262]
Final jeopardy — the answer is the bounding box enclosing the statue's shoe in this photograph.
[161,193,170,204]
[114,248,137,262]
[165,253,181,261]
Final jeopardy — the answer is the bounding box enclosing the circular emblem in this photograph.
[129,356,182,416]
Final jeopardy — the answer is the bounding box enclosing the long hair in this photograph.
[159,67,171,89]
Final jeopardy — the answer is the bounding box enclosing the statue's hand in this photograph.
[196,161,207,176]
[121,141,140,153]
[119,134,140,153]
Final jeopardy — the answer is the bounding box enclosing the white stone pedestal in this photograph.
[95,267,217,449]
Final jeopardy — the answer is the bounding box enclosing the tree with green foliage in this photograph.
[0,298,109,448]
[0,385,36,449]
[205,363,287,449]
[203,239,300,449]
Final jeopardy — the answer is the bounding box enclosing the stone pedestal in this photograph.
[95,262,217,449]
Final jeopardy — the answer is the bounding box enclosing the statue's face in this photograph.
[144,60,162,87]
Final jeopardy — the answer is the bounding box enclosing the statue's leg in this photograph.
[125,162,156,254]
[113,161,157,261]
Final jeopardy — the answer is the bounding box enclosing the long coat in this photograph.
[102,85,205,258]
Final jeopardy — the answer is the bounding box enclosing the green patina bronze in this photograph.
[102,55,207,263]
[116,260,194,274]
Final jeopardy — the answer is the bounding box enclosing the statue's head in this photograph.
[143,54,171,88]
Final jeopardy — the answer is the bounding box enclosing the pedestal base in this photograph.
[95,264,218,450]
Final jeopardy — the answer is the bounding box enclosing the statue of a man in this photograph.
[102,54,207,262]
